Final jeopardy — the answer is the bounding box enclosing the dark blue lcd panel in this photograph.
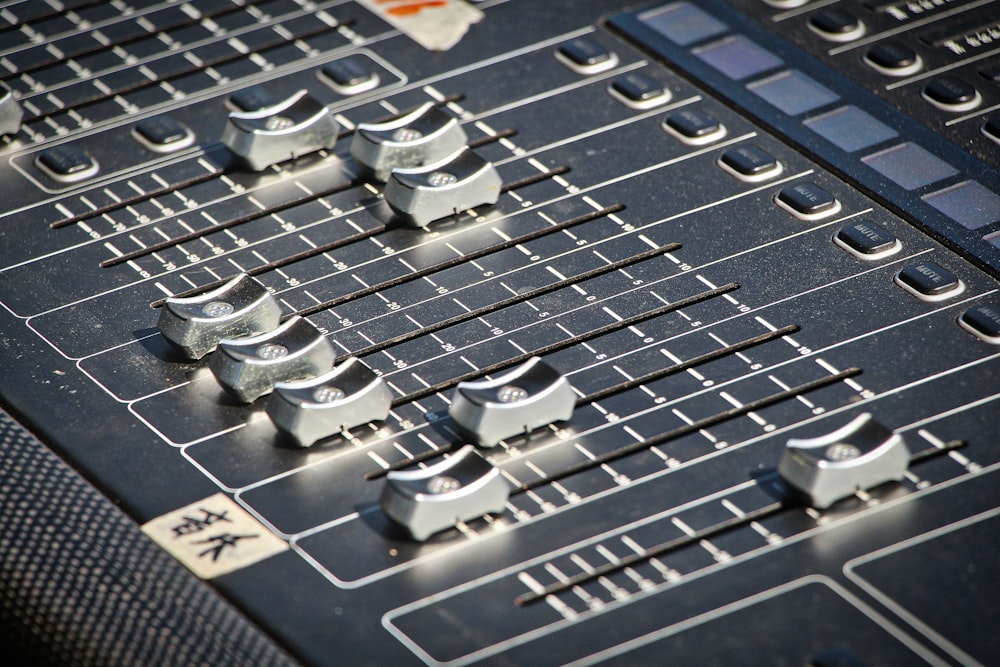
[862,143,959,191]
[693,35,783,81]
[804,106,898,153]
[923,181,1000,230]
[747,70,839,116]
[639,2,728,46]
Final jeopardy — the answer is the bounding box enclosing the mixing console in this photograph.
[1,0,998,664]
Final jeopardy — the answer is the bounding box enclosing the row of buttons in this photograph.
[632,3,1000,245]
[834,219,999,344]
[30,55,383,185]
[804,6,990,105]
[553,27,998,343]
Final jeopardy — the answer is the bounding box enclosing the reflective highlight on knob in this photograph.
[350,102,468,181]
[383,147,501,227]
[380,445,511,541]
[0,82,23,137]
[778,413,909,509]
[210,315,335,402]
[221,90,339,171]
[157,274,282,360]
[449,357,575,447]
[267,357,392,447]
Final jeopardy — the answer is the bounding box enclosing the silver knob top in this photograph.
[350,102,468,181]
[267,357,393,447]
[210,315,335,403]
[157,274,282,360]
[383,147,501,227]
[449,356,576,447]
[778,413,910,509]
[380,445,511,541]
[221,89,339,171]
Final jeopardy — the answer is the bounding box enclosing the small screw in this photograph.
[202,301,234,318]
[497,385,528,403]
[392,127,423,142]
[256,343,288,360]
[428,476,461,494]
[826,443,861,461]
[313,386,346,403]
[427,171,458,187]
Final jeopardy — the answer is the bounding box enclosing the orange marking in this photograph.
[376,0,448,16]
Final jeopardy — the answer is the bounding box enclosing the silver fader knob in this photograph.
[0,82,23,136]
[157,274,282,360]
[210,315,335,403]
[449,357,575,447]
[221,89,339,171]
[350,102,468,181]
[266,357,393,447]
[380,445,511,541]
[778,413,910,509]
[383,147,501,227]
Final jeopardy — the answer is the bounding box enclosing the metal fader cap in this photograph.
[778,412,910,509]
[221,89,339,171]
[267,357,392,447]
[383,147,501,227]
[351,102,468,181]
[449,356,576,447]
[157,274,282,360]
[380,445,511,541]
[210,315,335,403]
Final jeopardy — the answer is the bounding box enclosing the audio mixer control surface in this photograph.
[1,0,999,665]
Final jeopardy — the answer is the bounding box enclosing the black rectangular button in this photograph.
[896,261,962,298]
[776,182,840,219]
[835,221,899,257]
[36,145,99,183]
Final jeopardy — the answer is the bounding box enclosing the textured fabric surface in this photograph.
[0,409,300,667]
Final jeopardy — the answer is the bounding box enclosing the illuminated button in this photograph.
[449,356,575,447]
[228,86,279,112]
[35,144,100,183]
[133,116,195,154]
[718,144,783,182]
[922,76,982,112]
[775,182,842,220]
[0,81,22,136]
[894,261,964,302]
[958,304,1000,344]
[608,73,671,109]
[266,357,393,446]
[384,147,501,227]
[350,102,468,181]
[222,90,339,171]
[864,42,922,77]
[556,38,619,74]
[380,445,512,541]
[158,274,282,360]
[662,108,726,145]
[807,9,866,42]
[778,413,910,509]
[834,221,901,260]
[318,56,380,95]
[210,316,335,403]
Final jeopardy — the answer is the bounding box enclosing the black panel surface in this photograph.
[1,0,998,664]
